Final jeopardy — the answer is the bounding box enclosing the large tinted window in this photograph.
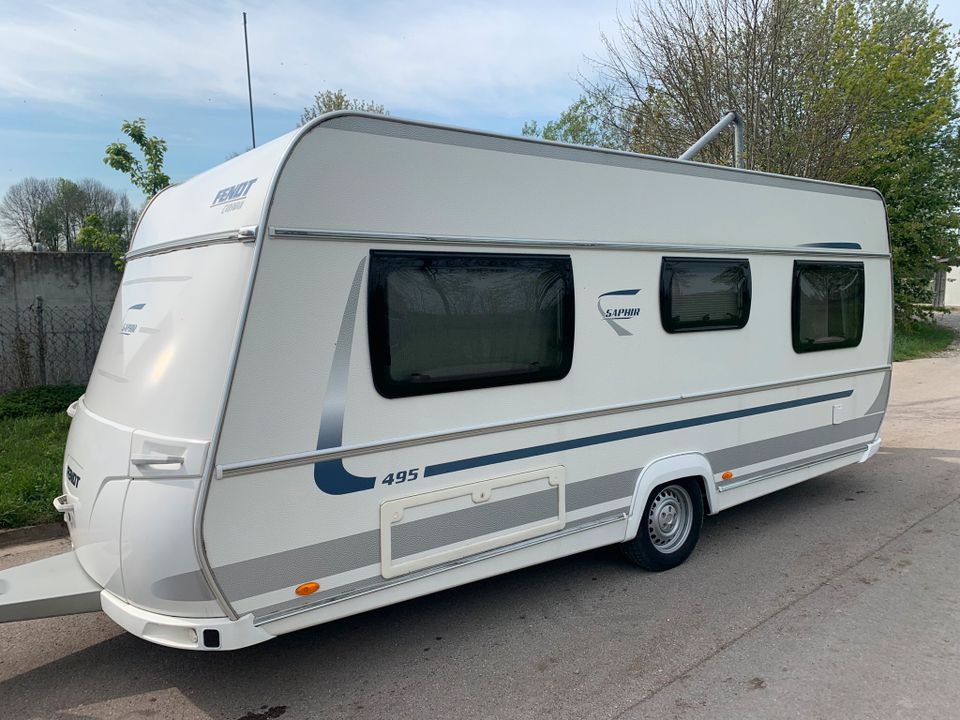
[660,257,751,332]
[792,261,865,352]
[368,251,575,398]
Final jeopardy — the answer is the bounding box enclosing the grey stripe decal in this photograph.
[705,414,882,472]
[321,115,881,202]
[164,417,875,604]
[150,568,215,603]
[214,529,379,602]
[316,258,365,451]
[719,444,867,489]
[393,488,558,559]
[312,258,377,495]
[158,469,638,603]
[867,370,891,416]
[252,508,630,622]
[568,469,638,511]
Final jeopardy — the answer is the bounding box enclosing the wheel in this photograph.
[622,478,703,571]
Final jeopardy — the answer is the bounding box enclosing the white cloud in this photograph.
[0,0,617,118]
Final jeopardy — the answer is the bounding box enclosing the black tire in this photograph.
[621,477,704,571]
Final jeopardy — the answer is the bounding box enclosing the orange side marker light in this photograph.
[721,471,734,481]
[296,582,320,596]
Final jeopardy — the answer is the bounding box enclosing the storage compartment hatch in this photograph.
[380,467,565,579]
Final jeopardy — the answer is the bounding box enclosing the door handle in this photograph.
[130,454,184,468]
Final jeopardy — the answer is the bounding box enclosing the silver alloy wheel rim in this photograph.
[646,484,693,553]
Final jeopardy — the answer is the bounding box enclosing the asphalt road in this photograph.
[2,346,959,720]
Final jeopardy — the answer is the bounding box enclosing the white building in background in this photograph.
[945,266,960,306]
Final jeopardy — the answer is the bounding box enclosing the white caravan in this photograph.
[0,113,891,650]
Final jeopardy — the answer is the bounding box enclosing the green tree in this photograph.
[299,89,388,126]
[572,0,960,322]
[522,95,630,148]
[104,118,170,197]
[831,0,960,320]
[50,179,86,251]
[1,176,134,252]
[75,214,126,269]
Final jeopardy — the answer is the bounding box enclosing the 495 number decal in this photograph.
[381,468,419,486]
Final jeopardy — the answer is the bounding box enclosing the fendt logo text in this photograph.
[211,178,257,209]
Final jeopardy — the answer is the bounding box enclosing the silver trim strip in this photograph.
[717,447,865,492]
[218,365,890,479]
[125,230,252,261]
[269,227,890,259]
[254,511,627,626]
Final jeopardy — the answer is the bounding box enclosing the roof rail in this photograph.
[678,111,745,169]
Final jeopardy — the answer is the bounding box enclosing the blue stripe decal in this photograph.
[424,389,853,478]
[599,288,641,297]
[799,242,862,250]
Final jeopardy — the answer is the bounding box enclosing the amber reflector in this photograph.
[296,582,320,596]
[721,471,734,480]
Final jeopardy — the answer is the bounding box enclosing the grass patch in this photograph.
[0,385,82,529]
[0,384,85,419]
[894,321,956,361]
[0,412,72,528]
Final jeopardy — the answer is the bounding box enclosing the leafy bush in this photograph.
[0,385,85,420]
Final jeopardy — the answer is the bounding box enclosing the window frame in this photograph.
[658,256,752,333]
[367,249,576,399]
[791,260,865,353]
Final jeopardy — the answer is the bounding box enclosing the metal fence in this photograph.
[0,297,109,393]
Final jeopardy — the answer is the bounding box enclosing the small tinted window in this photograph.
[660,257,751,332]
[368,251,575,398]
[792,261,865,352]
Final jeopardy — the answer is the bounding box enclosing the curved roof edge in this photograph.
[303,112,884,202]
[131,111,884,255]
[130,129,300,253]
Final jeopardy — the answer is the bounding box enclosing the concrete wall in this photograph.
[0,252,120,315]
[0,252,120,392]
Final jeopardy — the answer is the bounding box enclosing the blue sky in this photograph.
[0,0,618,211]
[2,0,960,225]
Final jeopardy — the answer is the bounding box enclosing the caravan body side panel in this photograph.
[198,117,891,627]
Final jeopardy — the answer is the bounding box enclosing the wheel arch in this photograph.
[623,453,717,542]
